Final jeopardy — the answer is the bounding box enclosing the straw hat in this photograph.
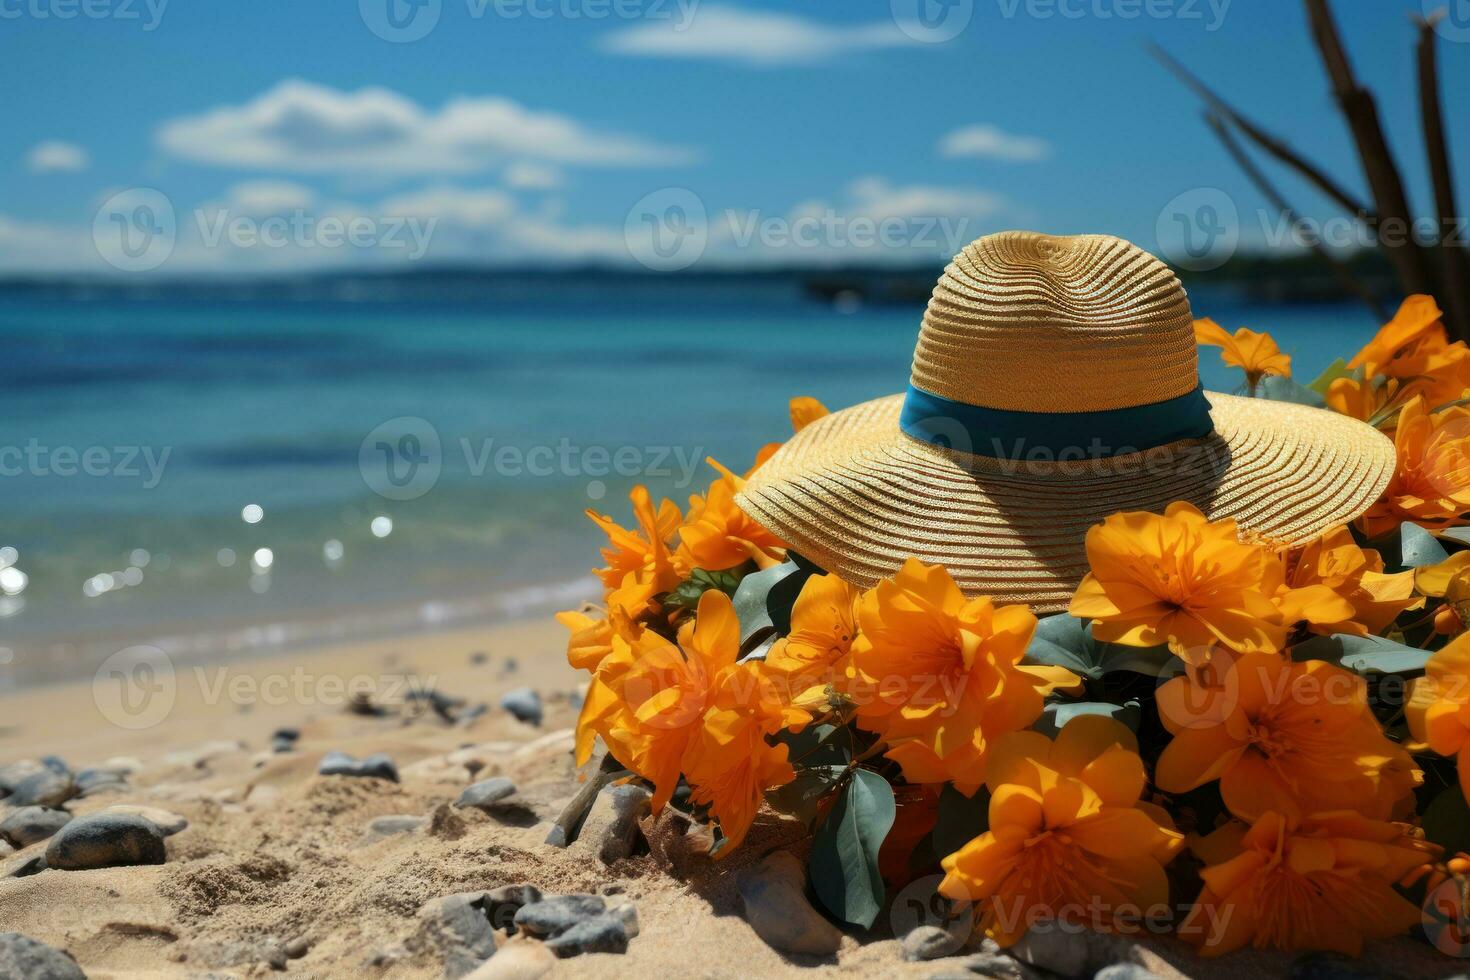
[735,231,1396,612]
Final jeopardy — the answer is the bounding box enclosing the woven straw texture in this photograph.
[736,231,1396,612]
[914,231,1197,412]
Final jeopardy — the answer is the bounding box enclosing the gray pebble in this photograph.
[45,813,167,870]
[366,815,425,838]
[903,925,961,962]
[544,913,629,957]
[6,769,76,808]
[499,687,542,725]
[0,932,87,980]
[454,777,517,811]
[486,883,543,933]
[0,761,46,798]
[317,751,398,782]
[735,851,842,956]
[1010,928,1089,978]
[0,807,72,849]
[414,892,499,978]
[513,894,606,938]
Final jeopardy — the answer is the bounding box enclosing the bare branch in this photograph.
[1149,42,1375,221]
[1416,12,1470,341]
[1204,112,1388,320]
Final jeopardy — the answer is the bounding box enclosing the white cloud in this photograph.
[155,80,695,175]
[939,124,1051,162]
[601,5,915,65]
[26,141,89,174]
[215,180,318,215]
[504,161,563,191]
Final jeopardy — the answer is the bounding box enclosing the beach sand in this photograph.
[0,618,1461,979]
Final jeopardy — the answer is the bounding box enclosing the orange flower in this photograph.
[1180,811,1438,956]
[1348,295,1470,410]
[682,659,807,854]
[1417,551,1470,637]
[763,572,860,701]
[1407,632,1470,801]
[586,486,685,617]
[789,396,829,432]
[1359,395,1470,537]
[678,462,786,572]
[938,717,1183,945]
[848,559,1077,793]
[1194,319,1291,390]
[1274,526,1418,635]
[1069,502,1286,666]
[1155,653,1419,821]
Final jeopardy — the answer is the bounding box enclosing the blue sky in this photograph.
[3,0,1468,274]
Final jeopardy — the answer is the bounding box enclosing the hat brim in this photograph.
[735,391,1396,612]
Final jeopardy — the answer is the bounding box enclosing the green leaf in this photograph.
[1290,633,1430,676]
[661,566,748,614]
[1422,785,1470,856]
[731,560,813,645]
[931,783,988,862]
[779,723,851,768]
[1307,358,1358,396]
[766,765,845,830]
[1025,614,1173,679]
[1256,374,1326,408]
[810,769,895,929]
[1034,699,1142,737]
[1401,523,1450,569]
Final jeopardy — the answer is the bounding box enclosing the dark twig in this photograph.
[1149,42,1376,221]
[1304,0,1434,296]
[1416,12,1470,341]
[544,751,628,847]
[1204,111,1388,320]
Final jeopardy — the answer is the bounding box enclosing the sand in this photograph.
[0,618,1462,979]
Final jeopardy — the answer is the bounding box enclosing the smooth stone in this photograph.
[2,842,48,878]
[414,892,499,979]
[606,900,639,939]
[513,895,605,938]
[486,884,543,933]
[499,688,543,726]
[544,913,629,957]
[0,761,46,797]
[956,951,1028,980]
[0,933,87,980]
[272,727,300,743]
[317,751,399,782]
[1095,966,1163,980]
[73,767,126,793]
[45,813,167,870]
[904,925,961,962]
[6,770,76,808]
[366,815,425,839]
[1010,928,1089,978]
[455,777,518,811]
[271,737,296,754]
[285,936,311,959]
[576,784,650,864]
[464,938,556,980]
[0,807,72,849]
[41,756,71,777]
[735,851,842,956]
[97,805,188,837]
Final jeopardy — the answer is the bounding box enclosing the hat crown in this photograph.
[911,231,1198,413]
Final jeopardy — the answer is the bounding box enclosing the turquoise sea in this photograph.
[0,283,1383,685]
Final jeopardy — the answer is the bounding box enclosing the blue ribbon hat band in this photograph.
[899,383,1216,461]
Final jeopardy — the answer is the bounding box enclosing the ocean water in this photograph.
[0,284,1383,684]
